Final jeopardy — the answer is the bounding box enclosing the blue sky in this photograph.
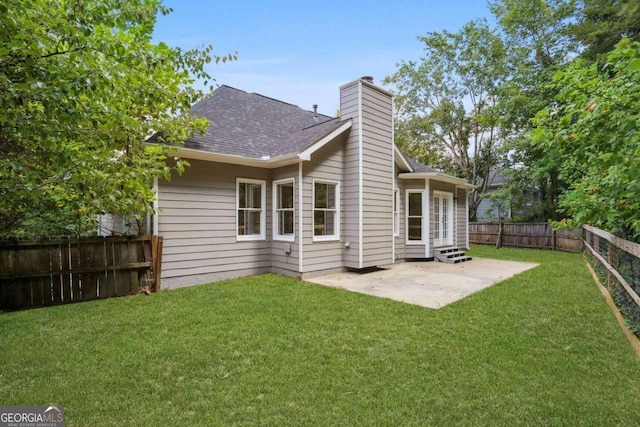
[153,0,493,115]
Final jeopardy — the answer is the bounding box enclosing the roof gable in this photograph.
[153,82,473,187]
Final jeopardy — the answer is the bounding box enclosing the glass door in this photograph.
[433,192,453,247]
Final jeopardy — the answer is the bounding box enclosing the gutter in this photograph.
[146,120,353,170]
[398,172,476,190]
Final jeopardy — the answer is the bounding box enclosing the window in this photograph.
[313,180,339,241]
[393,189,400,236]
[236,178,266,241]
[273,178,295,241]
[407,191,423,242]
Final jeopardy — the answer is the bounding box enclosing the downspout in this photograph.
[466,189,470,249]
[152,177,159,236]
[455,185,458,246]
[391,97,396,264]
[425,179,430,258]
[358,80,364,269]
[298,160,304,274]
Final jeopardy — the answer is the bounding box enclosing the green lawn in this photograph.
[1,246,639,426]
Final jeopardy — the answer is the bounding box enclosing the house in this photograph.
[476,167,541,222]
[151,77,474,289]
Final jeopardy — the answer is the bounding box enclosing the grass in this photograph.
[1,245,639,426]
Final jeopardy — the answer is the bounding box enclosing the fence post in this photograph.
[594,232,600,270]
[496,222,503,249]
[151,235,163,292]
[608,243,615,289]
[552,228,556,251]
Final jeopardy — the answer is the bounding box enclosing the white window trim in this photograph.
[393,188,400,237]
[272,178,295,242]
[312,179,340,242]
[236,177,266,241]
[406,189,426,245]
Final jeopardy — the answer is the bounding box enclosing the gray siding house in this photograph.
[476,168,541,222]
[152,77,474,288]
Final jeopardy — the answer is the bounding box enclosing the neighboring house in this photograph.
[97,214,143,236]
[150,77,474,289]
[476,168,541,222]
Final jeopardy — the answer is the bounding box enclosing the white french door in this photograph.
[433,191,454,247]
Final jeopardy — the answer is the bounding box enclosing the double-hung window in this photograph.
[313,180,339,241]
[407,190,423,242]
[237,178,266,241]
[273,178,295,241]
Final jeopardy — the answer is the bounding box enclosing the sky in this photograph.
[153,0,494,116]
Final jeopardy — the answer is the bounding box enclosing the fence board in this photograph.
[585,239,640,308]
[0,235,161,311]
[71,241,83,302]
[584,225,640,341]
[19,279,31,308]
[83,241,102,301]
[49,243,60,304]
[114,240,131,296]
[469,222,582,252]
[584,226,640,307]
[584,225,640,258]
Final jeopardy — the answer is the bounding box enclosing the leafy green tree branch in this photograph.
[0,0,235,237]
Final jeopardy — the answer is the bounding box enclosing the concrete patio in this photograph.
[306,257,538,309]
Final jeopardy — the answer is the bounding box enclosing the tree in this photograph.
[0,0,234,237]
[488,0,579,221]
[571,0,640,61]
[530,39,640,238]
[490,0,640,222]
[384,20,507,220]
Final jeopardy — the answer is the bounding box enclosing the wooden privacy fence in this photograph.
[469,222,583,252]
[0,235,163,311]
[583,225,640,336]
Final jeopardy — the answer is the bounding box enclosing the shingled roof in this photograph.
[151,83,456,177]
[177,85,343,159]
[407,156,441,173]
